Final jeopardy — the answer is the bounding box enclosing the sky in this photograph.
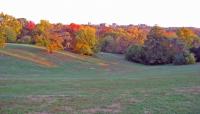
[0,0,200,27]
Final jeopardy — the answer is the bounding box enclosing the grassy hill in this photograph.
[0,44,200,114]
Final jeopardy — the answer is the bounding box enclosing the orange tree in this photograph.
[35,20,63,53]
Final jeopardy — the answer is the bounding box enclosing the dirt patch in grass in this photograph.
[51,106,74,113]
[27,95,70,102]
[98,62,109,68]
[175,86,200,94]
[81,103,121,114]
[28,112,51,114]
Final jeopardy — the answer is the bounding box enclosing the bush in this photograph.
[101,35,116,53]
[101,35,134,54]
[142,37,172,65]
[74,42,93,55]
[34,35,49,47]
[190,47,200,62]
[125,45,145,63]
[17,35,32,44]
[173,51,196,65]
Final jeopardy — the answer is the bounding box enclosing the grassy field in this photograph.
[0,44,200,114]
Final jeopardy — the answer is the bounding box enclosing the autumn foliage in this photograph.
[0,38,6,48]
[74,26,98,55]
[26,21,36,31]
[0,13,22,43]
[176,28,200,48]
[35,20,64,53]
[126,26,198,65]
[69,23,80,32]
[0,13,200,65]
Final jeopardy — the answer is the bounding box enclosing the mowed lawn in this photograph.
[0,44,200,114]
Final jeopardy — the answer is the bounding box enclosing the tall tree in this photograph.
[74,26,98,55]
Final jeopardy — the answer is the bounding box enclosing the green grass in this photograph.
[0,43,200,114]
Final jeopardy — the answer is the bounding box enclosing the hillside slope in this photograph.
[0,44,200,114]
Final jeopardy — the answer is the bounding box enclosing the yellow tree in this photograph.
[0,13,22,43]
[74,26,98,55]
[37,20,52,34]
[176,28,200,48]
[35,20,52,47]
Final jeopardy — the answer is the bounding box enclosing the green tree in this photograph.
[147,25,165,39]
[4,26,17,42]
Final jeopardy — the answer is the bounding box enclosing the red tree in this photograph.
[69,23,80,32]
[26,21,36,30]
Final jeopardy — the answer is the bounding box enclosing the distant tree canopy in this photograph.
[100,27,147,54]
[176,28,200,48]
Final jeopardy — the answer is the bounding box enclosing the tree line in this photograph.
[0,13,200,65]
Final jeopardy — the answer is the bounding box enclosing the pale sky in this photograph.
[0,0,200,27]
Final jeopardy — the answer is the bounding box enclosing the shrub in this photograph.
[74,42,93,55]
[125,45,145,63]
[143,37,172,65]
[17,35,32,44]
[101,35,133,54]
[34,35,49,47]
[100,35,116,53]
[115,37,132,54]
[190,47,200,62]
[173,51,196,65]
[186,53,196,64]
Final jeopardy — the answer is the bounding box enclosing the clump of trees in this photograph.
[100,27,147,54]
[34,20,64,53]
[126,26,199,65]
